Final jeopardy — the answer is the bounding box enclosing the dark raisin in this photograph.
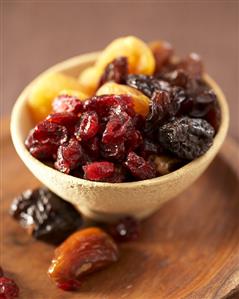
[106,216,140,242]
[139,138,161,159]
[83,162,115,182]
[124,152,157,180]
[158,117,215,160]
[0,277,19,299]
[159,69,189,88]
[9,187,83,245]
[99,56,128,87]
[55,138,84,174]
[126,74,170,98]
[52,94,83,115]
[75,111,99,141]
[178,53,203,79]
[205,102,221,132]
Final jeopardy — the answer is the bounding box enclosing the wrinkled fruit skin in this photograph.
[83,162,115,182]
[9,187,83,244]
[48,227,119,291]
[0,277,19,299]
[106,216,140,242]
[159,117,215,160]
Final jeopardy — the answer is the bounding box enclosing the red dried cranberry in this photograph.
[29,143,57,161]
[99,56,128,87]
[75,111,99,141]
[82,136,100,160]
[0,277,19,299]
[56,279,82,291]
[125,130,143,152]
[83,162,115,182]
[124,152,157,180]
[106,216,140,242]
[102,112,133,144]
[103,165,126,183]
[101,143,126,162]
[84,95,135,118]
[52,95,83,115]
[32,120,68,145]
[46,112,78,134]
[55,138,84,174]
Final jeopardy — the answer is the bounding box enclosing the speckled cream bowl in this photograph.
[11,53,229,221]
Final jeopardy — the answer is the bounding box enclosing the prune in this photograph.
[106,216,140,242]
[55,138,84,174]
[75,111,99,141]
[10,187,83,244]
[32,120,68,145]
[83,162,115,182]
[126,74,170,98]
[124,152,157,180]
[48,227,119,291]
[52,94,83,115]
[84,95,134,118]
[149,40,173,73]
[99,56,128,86]
[144,90,181,134]
[102,112,134,144]
[150,155,183,175]
[0,277,19,299]
[158,117,215,160]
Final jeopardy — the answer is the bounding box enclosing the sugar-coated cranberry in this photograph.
[75,111,99,141]
[0,277,19,299]
[83,162,115,182]
[124,152,157,180]
[52,95,83,115]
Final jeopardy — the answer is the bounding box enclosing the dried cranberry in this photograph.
[29,143,57,161]
[52,95,83,115]
[32,120,68,145]
[159,117,215,160]
[0,277,19,299]
[83,162,115,182]
[46,112,78,134]
[56,280,82,291]
[106,216,140,242]
[99,56,128,86]
[124,152,157,180]
[75,111,99,141]
[55,138,84,174]
[101,143,126,162]
[102,112,134,144]
[82,136,100,160]
[125,130,143,152]
[103,165,126,183]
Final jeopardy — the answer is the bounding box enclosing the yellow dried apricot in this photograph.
[96,82,150,117]
[28,72,87,122]
[58,89,88,99]
[78,66,102,96]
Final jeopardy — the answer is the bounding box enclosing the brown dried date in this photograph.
[48,227,119,291]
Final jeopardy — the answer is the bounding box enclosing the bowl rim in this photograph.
[10,52,229,189]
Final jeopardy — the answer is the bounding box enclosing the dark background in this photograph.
[1,1,238,141]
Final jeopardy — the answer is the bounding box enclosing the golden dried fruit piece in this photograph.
[48,227,119,291]
[148,40,173,73]
[78,66,102,96]
[58,89,88,99]
[97,36,155,75]
[28,72,87,122]
[150,155,183,175]
[96,82,150,117]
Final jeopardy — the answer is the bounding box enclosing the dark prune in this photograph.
[126,74,170,98]
[9,187,83,245]
[83,162,115,182]
[52,94,83,115]
[75,111,99,141]
[55,138,84,174]
[102,112,134,144]
[0,277,19,299]
[32,120,68,145]
[124,152,157,180]
[144,90,181,134]
[139,138,160,158]
[158,117,215,160]
[99,56,128,87]
[84,95,134,119]
[106,216,140,242]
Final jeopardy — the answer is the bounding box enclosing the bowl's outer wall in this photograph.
[10,53,229,221]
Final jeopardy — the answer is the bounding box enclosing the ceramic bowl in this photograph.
[10,53,229,221]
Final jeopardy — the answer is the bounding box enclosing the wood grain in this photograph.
[1,118,239,299]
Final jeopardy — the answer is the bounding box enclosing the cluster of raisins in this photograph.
[25,49,220,182]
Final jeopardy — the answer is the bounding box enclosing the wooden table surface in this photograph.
[1,1,239,142]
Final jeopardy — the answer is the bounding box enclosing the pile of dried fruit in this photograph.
[10,187,140,291]
[25,36,220,182]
